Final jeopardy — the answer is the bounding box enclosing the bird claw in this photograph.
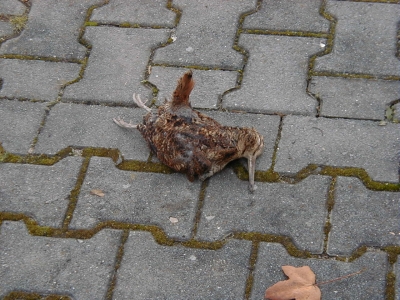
[133,93,152,112]
[113,117,137,129]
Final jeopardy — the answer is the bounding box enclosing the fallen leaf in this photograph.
[90,189,105,197]
[169,217,179,224]
[265,265,321,300]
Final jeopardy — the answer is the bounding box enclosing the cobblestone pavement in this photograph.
[0,1,399,299]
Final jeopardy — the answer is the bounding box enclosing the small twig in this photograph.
[315,268,367,286]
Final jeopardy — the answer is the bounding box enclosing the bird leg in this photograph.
[133,93,151,112]
[113,117,138,129]
[247,155,257,193]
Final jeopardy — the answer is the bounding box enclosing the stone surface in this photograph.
[275,115,400,182]
[314,1,400,76]
[0,0,26,15]
[0,221,121,300]
[0,0,103,60]
[243,0,330,32]
[223,34,325,114]
[328,177,400,256]
[91,0,176,27]
[0,21,14,37]
[113,231,251,299]
[197,171,330,253]
[0,157,82,227]
[63,27,169,104]
[70,157,201,240]
[149,67,237,109]
[252,243,388,299]
[153,0,255,68]
[0,59,80,101]
[34,102,149,161]
[0,100,45,153]
[310,76,400,120]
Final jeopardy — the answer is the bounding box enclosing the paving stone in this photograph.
[243,0,330,32]
[91,0,175,27]
[0,0,103,60]
[0,21,14,37]
[197,171,330,253]
[327,177,400,256]
[310,76,400,120]
[0,100,45,153]
[0,0,26,15]
[0,59,80,101]
[0,221,121,299]
[113,231,251,299]
[149,67,237,109]
[70,157,201,240]
[153,0,255,68]
[314,1,400,76]
[34,102,149,161]
[275,115,400,182]
[251,243,388,299]
[0,157,82,227]
[223,34,325,115]
[63,27,169,104]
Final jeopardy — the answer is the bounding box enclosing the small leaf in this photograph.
[90,189,105,197]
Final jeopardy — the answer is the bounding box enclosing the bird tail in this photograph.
[172,70,194,106]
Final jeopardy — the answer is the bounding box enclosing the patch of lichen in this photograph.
[4,291,71,300]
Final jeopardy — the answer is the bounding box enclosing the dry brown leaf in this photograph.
[90,189,105,197]
[265,265,321,300]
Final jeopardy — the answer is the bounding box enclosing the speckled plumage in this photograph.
[113,70,264,192]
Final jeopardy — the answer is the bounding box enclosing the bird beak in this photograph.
[248,155,257,193]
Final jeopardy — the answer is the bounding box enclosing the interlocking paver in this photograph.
[0,21,14,37]
[0,99,45,153]
[70,157,201,240]
[197,170,330,253]
[223,34,325,114]
[0,221,121,299]
[275,115,400,182]
[113,231,251,299]
[327,177,400,256]
[0,157,82,227]
[251,243,388,299]
[0,0,26,15]
[34,102,149,160]
[63,27,169,104]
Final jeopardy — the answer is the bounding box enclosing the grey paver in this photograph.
[310,76,400,120]
[223,34,325,114]
[63,27,169,104]
[314,1,400,76]
[0,221,121,300]
[70,157,201,240]
[152,0,255,68]
[0,157,82,227]
[91,0,176,27]
[34,102,149,160]
[0,59,80,101]
[197,171,330,253]
[0,21,14,37]
[0,0,103,60]
[113,231,251,299]
[149,67,237,109]
[275,115,400,182]
[252,243,388,299]
[0,100,45,153]
[243,0,330,33]
[328,177,400,256]
[0,0,26,15]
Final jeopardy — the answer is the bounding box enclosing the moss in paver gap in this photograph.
[385,246,400,300]
[322,177,337,254]
[3,291,71,300]
[244,242,259,300]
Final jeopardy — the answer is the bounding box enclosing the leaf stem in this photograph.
[315,268,367,286]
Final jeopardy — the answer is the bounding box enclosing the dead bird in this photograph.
[113,70,264,192]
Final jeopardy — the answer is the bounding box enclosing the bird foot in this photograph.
[113,117,138,129]
[133,93,151,112]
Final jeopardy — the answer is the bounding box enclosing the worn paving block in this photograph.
[153,0,255,68]
[243,0,330,32]
[0,0,26,15]
[0,59,80,101]
[0,157,83,227]
[149,67,237,109]
[0,0,103,60]
[197,171,330,253]
[314,1,400,76]
[224,34,324,114]
[34,102,149,161]
[0,221,121,300]
[328,177,400,256]
[63,27,169,104]
[275,116,400,182]
[0,21,14,37]
[0,100,45,153]
[310,76,400,120]
[70,157,201,240]
[91,0,175,27]
[251,243,388,299]
[113,231,251,299]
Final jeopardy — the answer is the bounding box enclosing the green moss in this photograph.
[85,21,98,26]
[117,160,174,174]
[4,291,71,300]
[244,242,259,300]
[119,22,132,28]
[10,15,28,33]
[386,271,396,300]
[348,245,367,262]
